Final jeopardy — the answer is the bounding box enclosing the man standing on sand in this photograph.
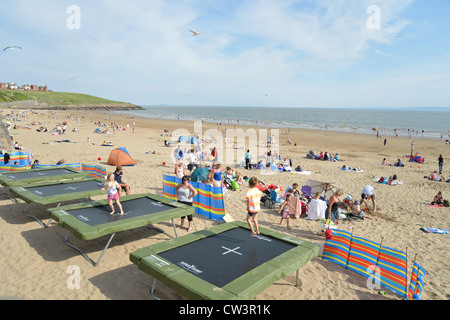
[245,150,251,170]
[438,154,444,174]
[411,141,415,156]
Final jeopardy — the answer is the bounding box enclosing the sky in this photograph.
[0,0,449,108]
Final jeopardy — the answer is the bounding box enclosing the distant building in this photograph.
[8,83,18,90]
[1,82,49,91]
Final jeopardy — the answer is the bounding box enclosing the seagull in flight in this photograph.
[189,30,203,37]
[66,76,80,81]
[3,46,22,51]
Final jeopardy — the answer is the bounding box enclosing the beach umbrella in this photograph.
[190,167,209,182]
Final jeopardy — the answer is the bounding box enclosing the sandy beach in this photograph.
[0,108,449,301]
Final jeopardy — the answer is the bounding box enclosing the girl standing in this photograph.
[278,193,292,229]
[102,173,124,215]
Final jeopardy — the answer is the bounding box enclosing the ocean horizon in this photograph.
[118,105,450,139]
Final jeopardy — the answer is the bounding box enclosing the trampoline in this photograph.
[47,194,195,267]
[10,178,106,228]
[130,221,319,300]
[0,166,88,187]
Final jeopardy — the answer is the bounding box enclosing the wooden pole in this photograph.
[410,253,419,300]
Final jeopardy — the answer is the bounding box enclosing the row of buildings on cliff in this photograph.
[0,82,49,92]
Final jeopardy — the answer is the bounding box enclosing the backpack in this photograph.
[444,199,449,207]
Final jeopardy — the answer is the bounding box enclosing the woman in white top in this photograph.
[175,176,198,232]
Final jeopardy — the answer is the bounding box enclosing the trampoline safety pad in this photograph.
[48,194,195,241]
[10,178,106,205]
[0,166,88,186]
[130,221,319,300]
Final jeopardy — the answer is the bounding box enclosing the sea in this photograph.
[118,106,450,140]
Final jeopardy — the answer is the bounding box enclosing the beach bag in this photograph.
[444,199,449,207]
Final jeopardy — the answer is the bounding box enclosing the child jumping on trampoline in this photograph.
[102,173,125,215]
[246,177,261,236]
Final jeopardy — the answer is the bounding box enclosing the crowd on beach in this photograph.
[2,108,449,236]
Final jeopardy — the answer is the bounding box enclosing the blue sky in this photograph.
[0,0,449,108]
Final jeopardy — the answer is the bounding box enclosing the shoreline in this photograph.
[115,108,448,141]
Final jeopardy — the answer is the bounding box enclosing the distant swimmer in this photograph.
[189,30,203,37]
[3,46,22,51]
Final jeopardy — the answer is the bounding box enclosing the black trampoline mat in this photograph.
[3,168,76,180]
[27,180,104,198]
[159,227,296,288]
[63,197,177,226]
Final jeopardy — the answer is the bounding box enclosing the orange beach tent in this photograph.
[107,147,136,166]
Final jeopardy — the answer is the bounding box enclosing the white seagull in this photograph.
[66,76,80,81]
[3,46,22,51]
[189,30,203,37]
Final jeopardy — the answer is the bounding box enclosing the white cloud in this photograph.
[5,0,449,108]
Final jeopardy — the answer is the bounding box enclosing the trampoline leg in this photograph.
[64,231,116,267]
[1,187,17,203]
[148,225,175,239]
[171,219,179,238]
[23,203,54,228]
[150,279,161,300]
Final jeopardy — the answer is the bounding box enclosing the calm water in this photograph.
[119,106,450,139]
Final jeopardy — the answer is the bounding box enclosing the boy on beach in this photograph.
[246,177,261,235]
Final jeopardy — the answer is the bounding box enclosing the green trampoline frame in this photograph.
[130,221,319,300]
[47,194,195,267]
[0,166,89,187]
[10,178,106,228]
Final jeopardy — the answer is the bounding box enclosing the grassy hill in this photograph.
[0,90,140,109]
[0,89,129,106]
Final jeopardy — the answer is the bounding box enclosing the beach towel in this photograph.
[289,196,302,219]
[305,198,327,220]
[420,228,450,234]
[292,170,311,175]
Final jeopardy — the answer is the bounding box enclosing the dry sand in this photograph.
[0,108,449,300]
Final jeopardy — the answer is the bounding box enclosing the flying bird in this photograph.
[189,30,203,37]
[66,76,80,81]
[3,46,22,51]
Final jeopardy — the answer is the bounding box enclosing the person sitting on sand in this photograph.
[394,159,404,167]
[381,158,389,165]
[352,200,377,221]
[428,171,437,180]
[435,172,446,182]
[388,174,400,184]
[235,171,245,186]
[13,142,23,150]
[31,160,40,169]
[431,191,445,207]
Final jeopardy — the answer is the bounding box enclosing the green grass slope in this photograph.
[0,89,127,105]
